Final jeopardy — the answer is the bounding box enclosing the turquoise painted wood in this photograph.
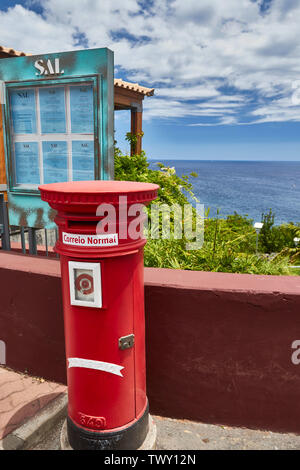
[0,48,114,228]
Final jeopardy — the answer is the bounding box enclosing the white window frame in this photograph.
[68,261,102,309]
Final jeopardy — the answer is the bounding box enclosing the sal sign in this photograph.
[34,58,64,76]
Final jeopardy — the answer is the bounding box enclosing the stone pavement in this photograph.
[0,366,66,446]
[153,416,300,450]
[31,414,300,451]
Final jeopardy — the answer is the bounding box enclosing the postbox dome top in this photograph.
[39,180,159,209]
[39,180,159,194]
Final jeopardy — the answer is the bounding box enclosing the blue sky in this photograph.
[1,0,300,160]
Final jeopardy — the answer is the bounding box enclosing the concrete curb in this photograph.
[0,392,68,450]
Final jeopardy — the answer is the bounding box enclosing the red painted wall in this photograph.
[144,269,300,433]
[0,252,66,383]
[1,252,300,433]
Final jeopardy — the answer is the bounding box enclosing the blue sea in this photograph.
[149,160,300,225]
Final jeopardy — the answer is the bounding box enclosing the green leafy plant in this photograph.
[258,209,299,253]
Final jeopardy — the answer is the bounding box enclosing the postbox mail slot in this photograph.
[69,261,102,308]
[67,220,99,229]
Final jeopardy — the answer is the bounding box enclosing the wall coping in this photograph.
[0,251,299,295]
[144,267,300,295]
[0,251,61,277]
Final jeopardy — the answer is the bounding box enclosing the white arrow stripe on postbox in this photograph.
[68,358,124,377]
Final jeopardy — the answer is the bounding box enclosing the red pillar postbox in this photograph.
[39,180,158,450]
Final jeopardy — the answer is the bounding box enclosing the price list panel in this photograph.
[9,83,95,188]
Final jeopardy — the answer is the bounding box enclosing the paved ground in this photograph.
[31,416,65,450]
[31,414,300,450]
[154,416,300,450]
[0,367,66,441]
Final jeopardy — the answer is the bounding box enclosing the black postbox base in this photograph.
[67,402,149,450]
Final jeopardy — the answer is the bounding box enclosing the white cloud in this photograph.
[0,5,74,53]
[156,85,220,100]
[1,0,300,124]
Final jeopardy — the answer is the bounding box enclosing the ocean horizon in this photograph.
[148,160,300,225]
